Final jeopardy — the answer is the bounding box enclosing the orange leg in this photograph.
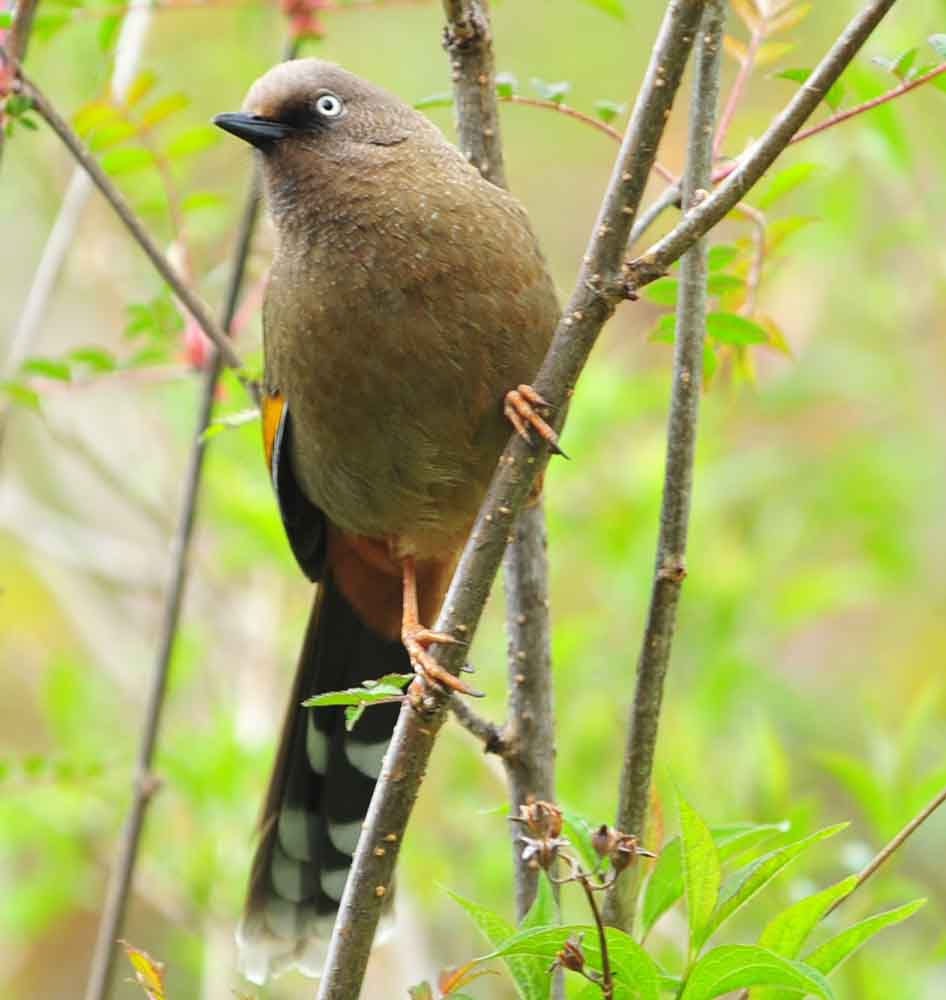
[401,556,482,698]
[504,384,566,457]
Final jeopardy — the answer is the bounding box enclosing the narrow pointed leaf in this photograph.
[804,899,926,975]
[678,793,720,955]
[699,824,848,950]
[759,876,858,958]
[680,946,834,1000]
[641,823,788,939]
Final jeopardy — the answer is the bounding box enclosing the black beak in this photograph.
[213,112,292,148]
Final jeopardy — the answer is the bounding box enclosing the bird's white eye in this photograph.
[315,93,344,118]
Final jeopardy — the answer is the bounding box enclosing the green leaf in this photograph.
[482,924,659,1000]
[593,99,625,125]
[140,93,190,129]
[559,808,600,875]
[413,92,454,110]
[678,793,720,957]
[641,823,789,941]
[98,13,121,51]
[20,358,71,382]
[680,946,834,1000]
[758,876,858,962]
[875,48,919,80]
[706,312,768,346]
[804,899,926,975]
[181,191,226,214]
[100,147,155,176]
[125,70,157,108]
[578,0,625,19]
[88,121,140,152]
[302,677,410,709]
[67,347,117,373]
[700,824,848,950]
[776,68,844,111]
[755,163,821,210]
[449,890,550,1000]
[641,277,679,306]
[707,274,745,296]
[163,125,219,159]
[0,381,41,412]
[703,344,718,384]
[0,11,12,27]
[344,704,366,731]
[707,244,740,271]
[766,215,818,255]
[74,102,122,138]
[521,874,556,930]
[531,78,571,105]
[649,313,677,343]
[930,34,946,59]
[201,408,261,441]
[495,72,519,98]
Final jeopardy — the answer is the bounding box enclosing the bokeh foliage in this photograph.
[2,0,946,997]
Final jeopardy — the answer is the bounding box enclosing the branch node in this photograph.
[657,555,687,584]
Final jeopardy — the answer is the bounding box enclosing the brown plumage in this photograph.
[214,58,559,983]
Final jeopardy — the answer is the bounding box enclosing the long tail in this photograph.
[237,572,406,984]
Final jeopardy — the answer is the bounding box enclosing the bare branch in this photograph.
[315,4,706,997]
[604,0,725,932]
[442,0,506,187]
[503,500,557,918]
[829,783,946,915]
[81,139,269,1000]
[625,0,903,292]
[449,693,506,754]
[12,70,249,381]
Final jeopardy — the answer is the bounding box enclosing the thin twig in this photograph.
[502,94,623,143]
[314,4,706,997]
[734,784,946,1000]
[637,40,945,255]
[714,17,765,158]
[81,129,270,1000]
[604,0,725,932]
[829,784,946,915]
[733,200,765,316]
[625,0,902,292]
[13,70,247,380]
[579,871,614,999]
[449,694,507,754]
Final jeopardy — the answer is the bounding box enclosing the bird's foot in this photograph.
[402,624,483,699]
[504,384,566,457]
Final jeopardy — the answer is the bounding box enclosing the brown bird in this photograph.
[214,58,560,982]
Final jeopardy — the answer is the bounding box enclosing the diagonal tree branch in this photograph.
[314,4,708,997]
[10,69,248,380]
[624,0,902,292]
[603,0,725,932]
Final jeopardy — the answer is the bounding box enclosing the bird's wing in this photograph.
[263,391,326,582]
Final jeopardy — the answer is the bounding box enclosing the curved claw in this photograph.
[504,384,567,458]
[403,626,483,698]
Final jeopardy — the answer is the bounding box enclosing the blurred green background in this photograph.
[2,0,946,996]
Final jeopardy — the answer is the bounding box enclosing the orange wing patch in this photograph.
[261,391,287,482]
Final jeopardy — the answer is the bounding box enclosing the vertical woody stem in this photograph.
[604,0,725,930]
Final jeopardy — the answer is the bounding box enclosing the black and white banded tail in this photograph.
[237,574,404,984]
